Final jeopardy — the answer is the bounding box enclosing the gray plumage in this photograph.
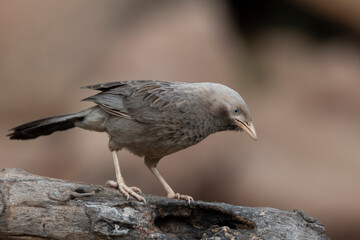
[8,80,256,202]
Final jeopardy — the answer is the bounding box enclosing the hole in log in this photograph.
[74,187,87,194]
[154,206,255,237]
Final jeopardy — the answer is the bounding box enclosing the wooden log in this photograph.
[0,168,329,239]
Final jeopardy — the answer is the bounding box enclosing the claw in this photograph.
[175,193,180,199]
[119,184,146,202]
[105,179,146,203]
[168,192,194,204]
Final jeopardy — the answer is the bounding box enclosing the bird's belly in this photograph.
[123,132,203,158]
[106,117,210,158]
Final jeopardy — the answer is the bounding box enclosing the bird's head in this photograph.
[207,83,257,141]
[230,105,257,141]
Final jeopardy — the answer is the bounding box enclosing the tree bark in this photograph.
[0,168,329,239]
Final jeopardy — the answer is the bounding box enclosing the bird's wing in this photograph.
[83,92,132,119]
[82,81,126,91]
[82,81,191,123]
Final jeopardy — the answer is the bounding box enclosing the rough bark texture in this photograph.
[0,168,329,240]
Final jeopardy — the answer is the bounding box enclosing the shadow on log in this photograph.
[0,168,329,239]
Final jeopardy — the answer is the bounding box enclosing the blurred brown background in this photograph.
[1,0,360,239]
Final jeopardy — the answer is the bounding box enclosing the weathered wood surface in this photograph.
[0,168,329,239]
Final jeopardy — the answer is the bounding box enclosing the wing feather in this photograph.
[82,80,191,123]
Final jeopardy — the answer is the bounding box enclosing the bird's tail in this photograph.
[7,109,90,140]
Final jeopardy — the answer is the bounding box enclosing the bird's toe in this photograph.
[168,193,194,204]
[118,185,130,200]
[178,194,194,204]
[106,180,145,202]
[105,180,118,188]
[118,184,146,203]
[129,186,142,194]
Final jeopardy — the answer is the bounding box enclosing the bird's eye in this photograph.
[233,108,239,114]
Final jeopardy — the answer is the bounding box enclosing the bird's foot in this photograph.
[106,180,142,193]
[106,180,146,203]
[168,192,194,204]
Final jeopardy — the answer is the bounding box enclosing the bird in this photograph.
[8,80,257,203]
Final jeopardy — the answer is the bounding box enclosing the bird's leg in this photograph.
[106,151,146,203]
[149,167,194,204]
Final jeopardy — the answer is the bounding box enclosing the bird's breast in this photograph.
[106,108,218,157]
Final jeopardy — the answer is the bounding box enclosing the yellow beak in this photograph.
[235,120,257,141]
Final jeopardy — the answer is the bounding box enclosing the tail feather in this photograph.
[8,112,86,140]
